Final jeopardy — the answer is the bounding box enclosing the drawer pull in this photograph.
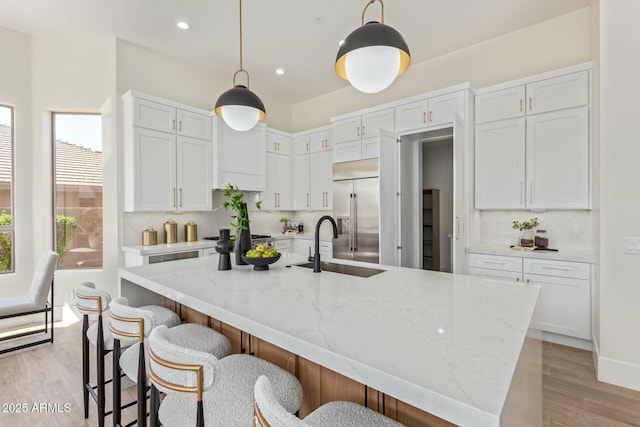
[483,261,507,265]
[542,266,570,271]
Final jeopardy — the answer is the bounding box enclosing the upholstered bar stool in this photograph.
[254,375,405,427]
[148,325,303,427]
[109,297,232,427]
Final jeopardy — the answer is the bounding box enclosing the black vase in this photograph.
[215,228,234,270]
[234,203,252,266]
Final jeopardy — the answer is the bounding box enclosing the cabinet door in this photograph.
[394,100,427,133]
[309,130,331,152]
[526,107,589,209]
[427,91,466,126]
[266,132,291,155]
[274,239,292,252]
[132,128,177,211]
[474,118,526,209]
[293,135,310,155]
[333,141,362,163]
[525,273,590,339]
[133,98,176,133]
[333,117,362,144]
[176,109,212,140]
[468,267,523,283]
[526,71,589,115]
[361,109,394,139]
[276,154,292,210]
[176,136,212,211]
[310,150,331,210]
[475,86,525,124]
[292,154,310,210]
[361,137,379,159]
[263,153,278,210]
[220,123,266,191]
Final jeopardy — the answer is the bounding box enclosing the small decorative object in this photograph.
[242,243,281,271]
[279,217,289,234]
[512,217,540,247]
[163,219,178,243]
[142,226,158,246]
[535,230,549,248]
[185,220,198,242]
[215,228,234,270]
[223,183,261,265]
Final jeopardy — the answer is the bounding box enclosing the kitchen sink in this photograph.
[292,261,386,278]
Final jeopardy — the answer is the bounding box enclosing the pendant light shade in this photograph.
[215,0,265,132]
[336,0,410,94]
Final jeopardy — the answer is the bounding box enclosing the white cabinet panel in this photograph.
[333,117,362,144]
[526,71,589,115]
[292,154,310,210]
[310,150,332,210]
[133,98,176,133]
[293,135,310,155]
[309,130,331,152]
[266,131,291,155]
[176,110,212,140]
[523,258,589,280]
[220,123,266,191]
[334,140,362,163]
[361,109,394,139]
[428,91,466,126]
[361,138,379,160]
[332,109,393,161]
[468,267,522,283]
[394,100,426,132]
[475,86,525,124]
[177,136,212,211]
[468,253,522,272]
[474,118,526,209]
[526,107,589,209]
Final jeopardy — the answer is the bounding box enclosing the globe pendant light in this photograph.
[215,0,265,132]
[336,0,411,94]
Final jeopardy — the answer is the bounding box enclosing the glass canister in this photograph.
[185,220,197,242]
[163,219,178,244]
[141,226,157,246]
[535,230,549,248]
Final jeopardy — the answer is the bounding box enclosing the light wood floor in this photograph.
[2,321,640,426]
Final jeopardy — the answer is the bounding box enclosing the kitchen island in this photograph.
[119,252,541,427]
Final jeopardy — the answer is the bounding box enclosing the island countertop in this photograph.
[119,253,541,427]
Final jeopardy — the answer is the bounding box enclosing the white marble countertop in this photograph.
[467,243,595,263]
[122,240,217,256]
[119,253,540,426]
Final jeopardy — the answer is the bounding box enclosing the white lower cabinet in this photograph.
[274,239,292,253]
[468,253,591,344]
[524,258,591,340]
[292,239,332,259]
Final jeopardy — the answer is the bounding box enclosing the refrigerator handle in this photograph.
[349,194,354,251]
[353,193,358,251]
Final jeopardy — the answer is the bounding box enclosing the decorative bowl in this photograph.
[240,253,281,271]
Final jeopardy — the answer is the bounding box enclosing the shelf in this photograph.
[422,189,440,272]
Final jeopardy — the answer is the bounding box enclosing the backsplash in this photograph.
[478,210,593,250]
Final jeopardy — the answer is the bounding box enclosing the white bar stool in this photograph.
[148,324,303,427]
[254,375,405,427]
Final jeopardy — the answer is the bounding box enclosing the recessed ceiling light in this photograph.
[275,68,285,75]
[338,40,345,46]
[177,21,191,30]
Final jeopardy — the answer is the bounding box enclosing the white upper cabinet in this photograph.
[292,153,311,210]
[309,150,332,210]
[475,118,526,209]
[292,127,333,211]
[218,122,266,191]
[395,91,466,132]
[123,91,213,212]
[309,129,331,152]
[474,65,591,210]
[262,129,292,210]
[332,109,394,162]
[266,130,291,155]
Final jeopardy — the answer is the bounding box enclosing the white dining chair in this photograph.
[254,375,405,427]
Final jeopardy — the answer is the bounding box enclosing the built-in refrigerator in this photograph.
[332,158,379,264]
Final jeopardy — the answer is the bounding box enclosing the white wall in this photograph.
[597,0,640,390]
[0,27,33,298]
[292,8,591,131]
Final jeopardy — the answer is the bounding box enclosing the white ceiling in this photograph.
[0,0,589,104]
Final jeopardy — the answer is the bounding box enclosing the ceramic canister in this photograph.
[185,220,197,242]
[163,219,178,244]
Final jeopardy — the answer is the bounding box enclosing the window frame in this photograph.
[0,104,15,274]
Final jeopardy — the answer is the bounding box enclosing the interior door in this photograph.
[379,129,399,266]
[353,177,379,264]
[452,115,466,274]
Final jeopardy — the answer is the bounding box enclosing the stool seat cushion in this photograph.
[0,295,41,317]
[86,315,117,351]
[304,401,405,426]
[159,354,303,427]
[120,323,232,384]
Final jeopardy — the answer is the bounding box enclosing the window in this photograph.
[53,113,103,269]
[0,105,14,273]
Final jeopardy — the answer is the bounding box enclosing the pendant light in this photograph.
[335,0,411,94]
[215,0,265,132]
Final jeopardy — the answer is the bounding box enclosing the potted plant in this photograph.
[222,183,261,264]
[512,217,539,247]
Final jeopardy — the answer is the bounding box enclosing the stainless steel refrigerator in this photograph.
[333,158,379,264]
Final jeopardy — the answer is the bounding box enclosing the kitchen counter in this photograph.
[468,242,595,263]
[122,240,217,256]
[119,253,541,426]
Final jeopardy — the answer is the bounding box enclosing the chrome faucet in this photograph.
[313,215,338,273]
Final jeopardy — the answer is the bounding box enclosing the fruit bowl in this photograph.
[241,253,281,271]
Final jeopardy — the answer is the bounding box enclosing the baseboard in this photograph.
[597,353,640,392]
[592,333,600,377]
[542,331,593,351]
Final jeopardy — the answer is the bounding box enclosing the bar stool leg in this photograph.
[82,314,90,419]
[97,314,106,427]
[150,384,160,427]
[113,338,122,427]
[137,342,147,427]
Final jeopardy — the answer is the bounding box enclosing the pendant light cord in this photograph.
[362,0,384,25]
[233,0,250,87]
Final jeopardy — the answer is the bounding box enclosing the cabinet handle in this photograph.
[173,187,176,207]
[429,111,433,122]
[357,126,360,137]
[529,181,533,204]
[178,120,182,131]
[423,112,427,123]
[324,192,327,207]
[516,277,520,282]
[307,193,310,208]
[520,99,523,112]
[542,266,570,272]
[484,260,507,265]
[274,193,277,207]
[526,279,530,284]
[456,216,460,240]
[277,142,280,151]
[179,188,183,207]
[362,126,365,136]
[273,142,277,150]
[172,119,176,130]
[520,181,524,205]
[306,143,309,152]
[529,97,533,111]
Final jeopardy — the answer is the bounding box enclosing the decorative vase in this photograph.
[215,228,234,270]
[520,229,535,247]
[234,203,252,265]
